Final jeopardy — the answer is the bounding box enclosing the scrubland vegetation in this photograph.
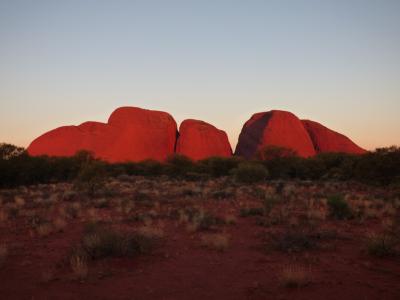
[1,143,400,188]
[0,143,400,298]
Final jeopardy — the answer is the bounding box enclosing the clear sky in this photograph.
[0,0,399,150]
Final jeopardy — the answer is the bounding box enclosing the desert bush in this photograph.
[366,233,398,257]
[327,194,352,220]
[354,146,400,185]
[73,223,161,261]
[211,189,235,200]
[165,155,196,178]
[74,161,107,195]
[232,162,268,184]
[265,226,336,253]
[0,143,25,160]
[268,229,318,253]
[198,157,240,177]
[65,203,81,219]
[0,142,399,187]
[240,207,265,217]
[120,160,165,177]
[187,210,225,231]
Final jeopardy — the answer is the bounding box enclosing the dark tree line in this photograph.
[0,143,399,188]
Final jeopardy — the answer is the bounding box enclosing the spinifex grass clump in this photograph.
[70,222,162,262]
[327,194,353,220]
[266,225,337,253]
[279,264,312,288]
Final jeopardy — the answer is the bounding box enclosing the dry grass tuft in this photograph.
[70,254,88,281]
[279,264,311,288]
[36,223,53,237]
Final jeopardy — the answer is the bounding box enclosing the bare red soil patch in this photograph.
[1,178,399,299]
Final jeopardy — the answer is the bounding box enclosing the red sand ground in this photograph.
[0,179,399,299]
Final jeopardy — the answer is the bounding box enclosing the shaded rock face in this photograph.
[235,110,316,158]
[302,120,366,154]
[27,107,178,162]
[176,119,232,160]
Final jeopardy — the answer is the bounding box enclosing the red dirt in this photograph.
[1,179,399,299]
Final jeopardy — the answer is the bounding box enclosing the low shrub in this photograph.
[327,194,352,220]
[232,162,268,184]
[366,233,398,257]
[71,223,162,262]
[240,207,265,217]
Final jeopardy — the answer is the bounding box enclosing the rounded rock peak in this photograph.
[176,119,232,160]
[235,109,316,158]
[108,106,176,127]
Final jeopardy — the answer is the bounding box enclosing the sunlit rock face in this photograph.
[302,120,366,154]
[27,106,366,162]
[27,107,178,162]
[176,119,232,160]
[235,110,316,158]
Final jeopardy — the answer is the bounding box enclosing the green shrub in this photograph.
[327,194,352,220]
[166,155,195,178]
[74,161,107,195]
[232,162,268,184]
[198,157,239,177]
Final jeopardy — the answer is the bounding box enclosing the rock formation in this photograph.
[302,120,366,154]
[176,119,232,160]
[235,110,316,158]
[28,106,366,162]
[27,107,178,162]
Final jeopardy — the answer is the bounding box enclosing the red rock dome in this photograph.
[27,107,178,162]
[302,120,366,154]
[235,110,316,158]
[176,119,232,160]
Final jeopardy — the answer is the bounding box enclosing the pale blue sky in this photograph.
[0,0,399,150]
